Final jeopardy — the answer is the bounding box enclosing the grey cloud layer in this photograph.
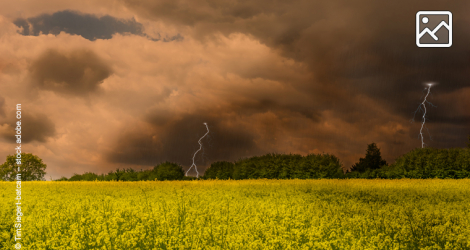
[14,10,144,41]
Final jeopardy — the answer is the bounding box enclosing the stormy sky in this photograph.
[0,0,469,179]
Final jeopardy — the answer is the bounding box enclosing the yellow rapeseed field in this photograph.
[1,179,469,249]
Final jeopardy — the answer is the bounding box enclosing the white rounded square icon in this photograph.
[416,11,452,47]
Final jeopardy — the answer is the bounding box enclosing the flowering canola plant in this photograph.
[0,179,470,249]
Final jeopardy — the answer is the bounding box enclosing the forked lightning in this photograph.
[412,83,436,148]
[185,123,209,178]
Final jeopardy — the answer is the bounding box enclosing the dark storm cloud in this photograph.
[229,98,320,121]
[163,34,184,42]
[1,112,56,143]
[14,10,144,41]
[106,113,261,170]
[123,0,470,150]
[121,0,470,101]
[29,48,112,97]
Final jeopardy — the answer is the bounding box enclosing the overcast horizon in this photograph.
[1,0,469,179]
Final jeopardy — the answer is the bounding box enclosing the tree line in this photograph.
[1,140,470,181]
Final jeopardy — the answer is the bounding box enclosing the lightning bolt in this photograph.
[412,83,437,148]
[185,122,209,178]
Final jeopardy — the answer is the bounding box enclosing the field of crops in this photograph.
[1,179,470,249]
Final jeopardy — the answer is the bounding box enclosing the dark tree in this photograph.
[68,174,83,181]
[0,153,47,181]
[154,162,184,180]
[467,135,470,149]
[351,143,387,173]
[204,161,234,179]
[137,169,153,181]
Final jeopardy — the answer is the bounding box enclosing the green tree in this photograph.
[204,161,234,179]
[467,135,470,149]
[0,153,47,181]
[351,143,387,173]
[137,169,152,181]
[68,173,83,181]
[387,147,470,179]
[154,162,184,180]
[295,153,343,179]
